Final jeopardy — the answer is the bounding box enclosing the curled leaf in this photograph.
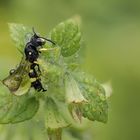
[65,74,88,122]
[65,74,88,104]
[68,103,83,123]
[102,81,112,98]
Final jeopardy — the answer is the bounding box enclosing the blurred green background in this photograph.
[0,0,140,140]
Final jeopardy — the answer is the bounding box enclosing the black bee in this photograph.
[25,28,55,63]
[24,28,55,92]
[3,28,55,95]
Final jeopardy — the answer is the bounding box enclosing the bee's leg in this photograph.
[42,87,47,92]
[37,79,47,92]
[31,63,41,75]
[36,64,41,74]
[32,79,47,92]
[39,48,57,52]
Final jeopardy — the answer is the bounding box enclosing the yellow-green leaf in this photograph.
[8,23,32,53]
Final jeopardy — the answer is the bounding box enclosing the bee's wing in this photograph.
[2,57,31,96]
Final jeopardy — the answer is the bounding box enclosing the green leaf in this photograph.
[11,97,39,123]
[0,81,39,124]
[74,72,108,123]
[44,97,69,140]
[8,23,31,53]
[50,19,81,57]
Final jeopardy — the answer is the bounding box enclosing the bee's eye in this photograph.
[36,38,45,43]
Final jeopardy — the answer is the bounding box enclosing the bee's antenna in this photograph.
[41,37,56,45]
[32,27,37,35]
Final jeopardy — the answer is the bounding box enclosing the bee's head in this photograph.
[31,28,46,46]
[31,27,55,47]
